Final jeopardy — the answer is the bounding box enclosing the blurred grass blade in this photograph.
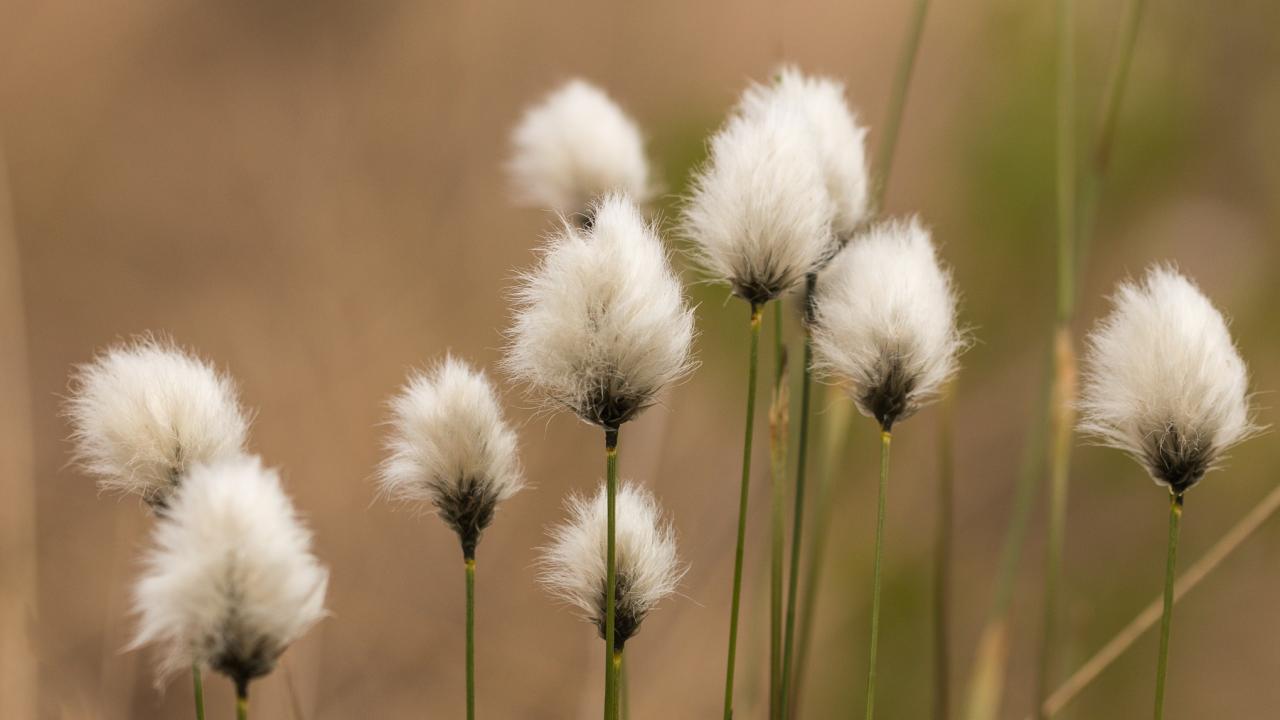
[769,304,790,719]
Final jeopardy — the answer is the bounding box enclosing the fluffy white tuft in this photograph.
[508,79,652,217]
[131,455,328,686]
[505,192,695,429]
[810,218,963,430]
[379,356,523,555]
[1078,266,1258,493]
[538,481,684,647]
[681,94,834,304]
[737,66,870,239]
[65,337,250,507]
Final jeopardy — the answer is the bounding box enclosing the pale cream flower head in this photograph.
[66,336,250,508]
[1078,265,1258,494]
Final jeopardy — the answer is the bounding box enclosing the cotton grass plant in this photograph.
[506,191,693,719]
[810,217,964,719]
[1077,266,1258,719]
[379,356,525,720]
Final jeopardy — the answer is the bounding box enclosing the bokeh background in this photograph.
[2,0,1278,718]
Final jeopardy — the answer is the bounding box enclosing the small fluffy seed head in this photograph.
[130,455,328,688]
[65,337,251,508]
[508,79,652,219]
[379,357,524,558]
[811,218,964,430]
[538,481,684,651]
[505,192,695,429]
[738,66,870,241]
[1078,266,1258,494]
[682,98,834,304]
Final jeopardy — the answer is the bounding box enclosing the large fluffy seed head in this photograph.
[506,192,695,429]
[508,79,652,218]
[1078,266,1257,494]
[538,482,684,651]
[65,337,250,508]
[811,218,963,430]
[738,66,870,240]
[131,455,328,687]
[379,357,524,557]
[682,100,834,304]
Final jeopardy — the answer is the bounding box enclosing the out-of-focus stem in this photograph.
[934,386,955,720]
[864,430,893,720]
[1152,493,1182,720]
[871,0,932,213]
[768,302,789,720]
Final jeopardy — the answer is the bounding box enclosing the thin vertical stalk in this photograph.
[934,388,955,720]
[465,557,476,720]
[1153,493,1182,720]
[192,665,206,720]
[768,303,789,720]
[723,303,764,720]
[779,275,815,719]
[872,0,932,213]
[865,430,893,720]
[605,428,620,720]
[235,683,249,720]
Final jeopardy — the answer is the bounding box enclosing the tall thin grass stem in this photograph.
[865,430,892,720]
[236,685,248,720]
[723,303,764,720]
[871,0,932,213]
[192,664,206,720]
[605,428,620,720]
[1153,493,1182,720]
[465,557,476,720]
[768,302,789,720]
[934,387,955,720]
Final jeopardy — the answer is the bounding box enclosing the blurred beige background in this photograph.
[2,0,1278,718]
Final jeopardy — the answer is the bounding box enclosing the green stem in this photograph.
[1153,493,1183,720]
[870,0,931,213]
[934,388,955,720]
[465,557,476,720]
[192,664,206,720]
[235,682,248,720]
[769,302,788,720]
[723,302,763,720]
[779,281,814,719]
[865,430,892,720]
[605,428,620,720]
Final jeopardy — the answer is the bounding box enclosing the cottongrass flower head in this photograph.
[811,218,964,430]
[379,356,523,558]
[1078,265,1258,494]
[539,481,684,650]
[508,78,652,220]
[66,336,250,508]
[506,192,695,430]
[131,454,328,692]
[682,96,834,305]
[738,65,870,242]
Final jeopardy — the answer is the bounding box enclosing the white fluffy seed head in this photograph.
[737,66,870,240]
[1078,266,1258,494]
[505,192,695,429]
[682,97,834,304]
[379,357,523,557]
[508,79,652,218]
[810,218,964,430]
[538,481,684,649]
[65,337,251,508]
[131,455,328,687]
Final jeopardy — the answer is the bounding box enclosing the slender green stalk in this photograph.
[768,302,789,720]
[865,430,892,720]
[934,387,955,720]
[723,303,764,720]
[192,664,206,720]
[872,0,932,213]
[1153,493,1183,720]
[779,276,815,719]
[465,557,476,720]
[235,683,248,720]
[620,650,630,720]
[605,428,620,720]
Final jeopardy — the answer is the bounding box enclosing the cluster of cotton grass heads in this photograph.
[65,337,328,719]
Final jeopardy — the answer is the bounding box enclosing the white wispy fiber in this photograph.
[66,337,250,507]
[682,92,834,304]
[508,79,652,217]
[506,192,695,429]
[737,65,870,240]
[539,481,684,649]
[1078,266,1257,493]
[810,218,963,430]
[131,455,328,686]
[379,356,523,557]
